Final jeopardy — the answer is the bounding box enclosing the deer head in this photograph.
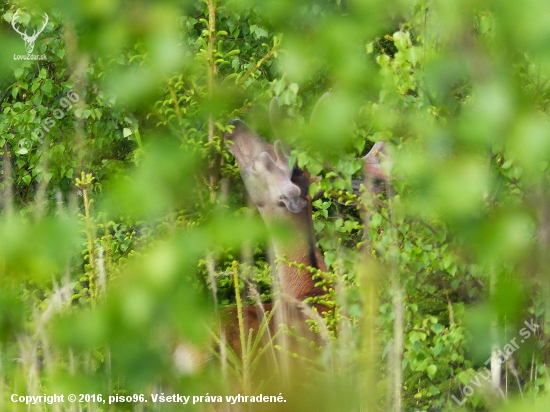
[226,119,308,220]
[225,118,326,304]
[11,10,49,54]
[364,141,388,181]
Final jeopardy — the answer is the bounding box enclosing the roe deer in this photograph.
[222,119,329,357]
[222,118,388,357]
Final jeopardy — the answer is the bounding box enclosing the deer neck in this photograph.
[266,206,327,303]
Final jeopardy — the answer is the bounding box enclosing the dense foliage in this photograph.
[1,0,550,411]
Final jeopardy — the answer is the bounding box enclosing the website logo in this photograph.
[11,10,48,55]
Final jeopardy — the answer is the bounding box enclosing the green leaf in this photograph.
[406,46,422,66]
[428,385,440,395]
[392,31,410,51]
[32,80,40,93]
[309,181,319,198]
[42,81,53,94]
[273,79,286,95]
[366,41,374,54]
[3,11,13,22]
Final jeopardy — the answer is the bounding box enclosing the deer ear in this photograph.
[268,98,280,128]
[269,97,287,141]
[310,92,332,126]
[274,140,290,165]
[258,151,277,172]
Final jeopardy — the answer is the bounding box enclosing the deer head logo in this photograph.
[11,10,49,54]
